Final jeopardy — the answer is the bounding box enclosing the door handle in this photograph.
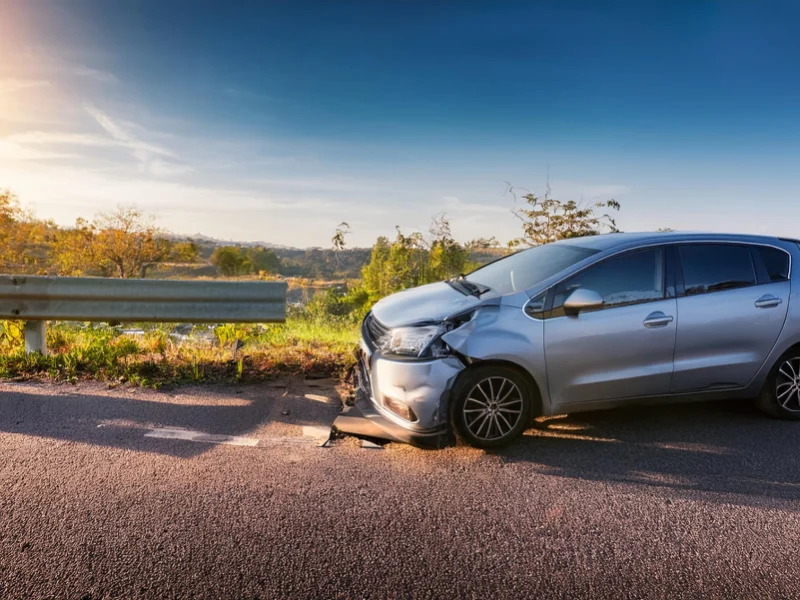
[643,311,674,328]
[755,294,782,309]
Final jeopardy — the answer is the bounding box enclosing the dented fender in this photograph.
[442,304,552,414]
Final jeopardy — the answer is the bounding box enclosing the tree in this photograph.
[54,206,169,278]
[169,240,201,263]
[210,246,246,276]
[361,215,472,301]
[0,190,55,274]
[508,185,620,247]
[425,213,470,282]
[209,245,281,277]
[466,236,502,250]
[361,236,391,300]
[95,206,170,278]
[331,222,350,255]
[53,218,99,276]
[386,228,427,291]
[245,246,281,274]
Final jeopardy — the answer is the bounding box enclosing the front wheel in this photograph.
[450,365,533,449]
[755,350,800,420]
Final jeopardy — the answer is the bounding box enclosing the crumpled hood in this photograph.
[370,281,481,328]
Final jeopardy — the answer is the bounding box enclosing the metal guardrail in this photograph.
[0,275,288,354]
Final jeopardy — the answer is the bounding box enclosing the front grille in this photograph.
[363,312,389,349]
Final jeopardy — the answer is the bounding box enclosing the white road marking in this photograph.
[302,425,332,447]
[143,426,335,448]
[304,393,333,404]
[258,436,311,446]
[302,425,331,438]
[144,428,260,447]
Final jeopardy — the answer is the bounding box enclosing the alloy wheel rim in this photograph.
[776,358,800,412]
[463,377,523,441]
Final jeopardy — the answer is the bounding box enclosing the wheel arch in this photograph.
[754,339,800,391]
[755,342,800,419]
[450,358,544,419]
[780,341,800,357]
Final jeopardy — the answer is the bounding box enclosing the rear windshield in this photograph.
[466,244,598,295]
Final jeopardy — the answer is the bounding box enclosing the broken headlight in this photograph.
[378,324,450,359]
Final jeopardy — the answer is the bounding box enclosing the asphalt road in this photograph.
[1,381,800,599]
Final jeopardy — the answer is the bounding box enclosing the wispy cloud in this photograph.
[0,140,79,161]
[549,180,631,200]
[83,103,175,160]
[79,104,201,178]
[0,78,51,93]
[7,130,119,147]
[4,101,191,180]
[2,46,118,85]
[72,66,118,84]
[442,195,508,213]
[148,159,194,177]
[245,176,385,194]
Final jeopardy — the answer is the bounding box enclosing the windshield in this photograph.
[465,243,598,295]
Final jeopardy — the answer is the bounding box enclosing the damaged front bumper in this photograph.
[333,347,464,449]
[334,389,451,449]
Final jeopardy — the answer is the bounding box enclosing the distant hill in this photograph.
[168,233,300,251]
[164,235,507,281]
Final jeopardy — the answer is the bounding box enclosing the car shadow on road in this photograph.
[0,382,340,459]
[500,399,800,504]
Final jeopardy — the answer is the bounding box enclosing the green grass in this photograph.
[0,317,360,388]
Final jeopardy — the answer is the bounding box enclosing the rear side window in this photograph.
[678,245,756,296]
[552,248,665,310]
[758,247,790,282]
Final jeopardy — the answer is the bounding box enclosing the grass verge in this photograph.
[0,317,360,388]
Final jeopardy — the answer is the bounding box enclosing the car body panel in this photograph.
[441,304,549,406]
[544,298,678,405]
[742,241,800,390]
[366,352,464,430]
[346,233,800,447]
[370,281,482,328]
[671,281,790,392]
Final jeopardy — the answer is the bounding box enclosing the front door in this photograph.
[544,247,678,407]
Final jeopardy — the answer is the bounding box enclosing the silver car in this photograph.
[334,232,800,449]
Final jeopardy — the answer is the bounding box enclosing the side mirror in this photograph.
[563,288,604,316]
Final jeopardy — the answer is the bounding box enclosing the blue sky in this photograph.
[1,1,799,247]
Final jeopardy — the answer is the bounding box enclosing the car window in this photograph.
[678,244,756,295]
[465,243,598,295]
[552,248,665,311]
[758,247,790,282]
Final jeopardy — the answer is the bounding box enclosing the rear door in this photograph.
[670,243,791,393]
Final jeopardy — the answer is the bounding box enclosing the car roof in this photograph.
[514,231,798,300]
[555,231,794,252]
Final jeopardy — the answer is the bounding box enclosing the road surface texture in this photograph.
[1,380,799,599]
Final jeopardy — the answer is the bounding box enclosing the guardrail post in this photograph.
[23,321,47,355]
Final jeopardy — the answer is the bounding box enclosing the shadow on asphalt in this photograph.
[5,383,798,504]
[0,383,338,459]
[499,399,800,503]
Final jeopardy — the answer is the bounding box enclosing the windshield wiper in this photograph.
[448,275,491,297]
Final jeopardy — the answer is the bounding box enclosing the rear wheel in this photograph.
[755,350,800,420]
[450,365,533,448]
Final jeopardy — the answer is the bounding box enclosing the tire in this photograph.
[450,365,533,448]
[755,349,800,420]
